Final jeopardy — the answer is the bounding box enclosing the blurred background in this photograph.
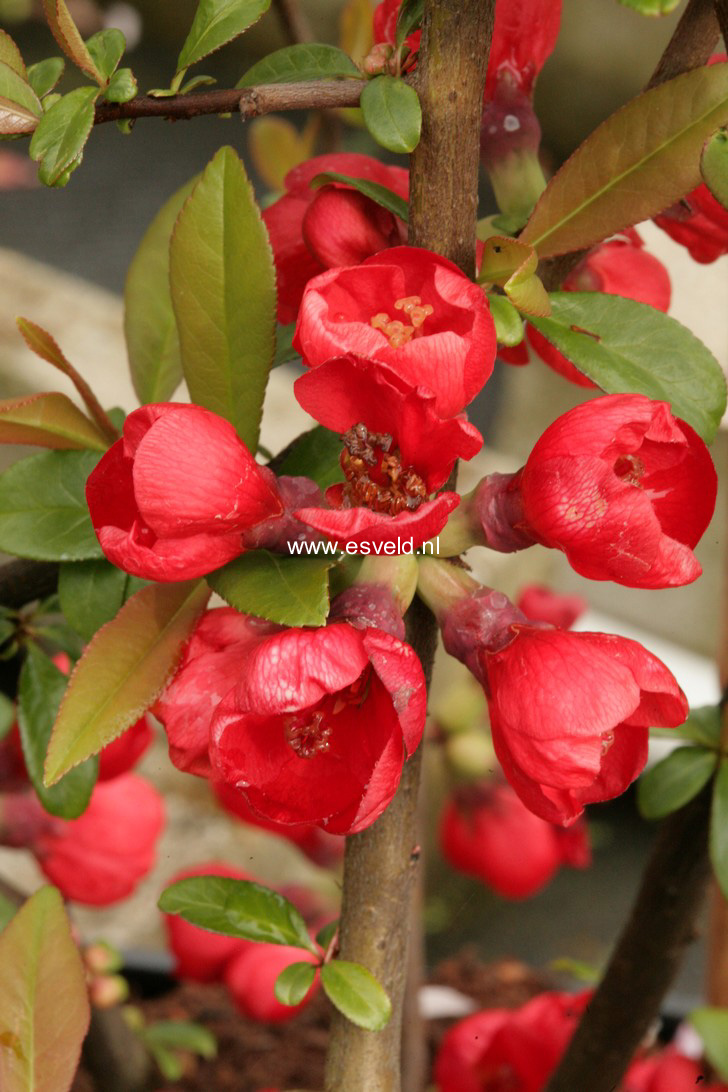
[0,0,725,1016]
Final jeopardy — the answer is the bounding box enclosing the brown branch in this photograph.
[715,0,728,48]
[93,80,367,126]
[273,0,315,44]
[545,786,713,1092]
[540,0,720,291]
[323,5,495,1090]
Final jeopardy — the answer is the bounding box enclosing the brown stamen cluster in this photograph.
[340,423,427,515]
[613,454,645,487]
[370,295,434,348]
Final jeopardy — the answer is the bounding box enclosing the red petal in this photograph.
[294,492,459,550]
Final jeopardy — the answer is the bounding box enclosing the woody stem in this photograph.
[322,3,495,1091]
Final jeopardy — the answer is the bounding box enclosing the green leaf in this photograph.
[85,28,125,83]
[170,146,276,450]
[528,293,727,443]
[320,961,392,1031]
[0,449,103,561]
[0,692,14,741]
[0,886,90,1092]
[651,705,722,748]
[273,322,298,368]
[18,644,97,819]
[42,0,104,83]
[0,892,16,932]
[690,1007,728,1080]
[701,126,728,210]
[311,170,408,221]
[276,425,345,490]
[315,919,338,950]
[158,876,317,952]
[44,580,210,784]
[207,550,331,627]
[0,393,108,451]
[489,294,525,346]
[177,0,272,73]
[149,1047,183,1082]
[26,58,64,99]
[360,75,421,154]
[637,745,716,820]
[520,63,728,258]
[617,0,681,12]
[29,86,98,187]
[395,0,423,47]
[58,560,146,642]
[479,235,550,317]
[0,59,42,134]
[178,74,217,93]
[124,177,198,404]
[0,29,26,77]
[238,43,361,87]
[711,759,728,898]
[104,67,137,104]
[142,1021,217,1059]
[274,961,318,1006]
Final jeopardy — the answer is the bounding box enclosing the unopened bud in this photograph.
[90,974,129,1009]
[362,42,394,76]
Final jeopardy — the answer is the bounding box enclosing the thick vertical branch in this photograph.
[545,787,712,1092]
[323,4,494,1091]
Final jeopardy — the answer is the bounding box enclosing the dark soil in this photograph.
[72,951,552,1091]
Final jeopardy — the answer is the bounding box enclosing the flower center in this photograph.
[340,423,427,515]
[613,454,645,487]
[370,295,434,348]
[283,669,373,759]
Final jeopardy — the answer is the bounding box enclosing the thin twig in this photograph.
[273,0,315,44]
[93,80,367,126]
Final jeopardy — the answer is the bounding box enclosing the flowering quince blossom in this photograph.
[97,714,153,780]
[154,605,426,835]
[293,246,497,418]
[440,778,590,899]
[292,354,482,550]
[418,568,689,825]
[516,584,587,630]
[86,402,282,582]
[434,989,590,1092]
[654,182,728,264]
[210,619,426,834]
[499,230,671,387]
[225,943,320,1025]
[458,394,717,589]
[624,1048,728,1092]
[263,153,408,323]
[0,774,164,905]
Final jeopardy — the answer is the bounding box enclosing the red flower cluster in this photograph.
[263,153,408,323]
[500,230,671,386]
[464,395,717,589]
[624,1048,728,1092]
[441,778,590,898]
[434,989,590,1092]
[163,862,320,1023]
[154,606,426,835]
[86,403,282,581]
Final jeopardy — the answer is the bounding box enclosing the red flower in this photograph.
[86,403,282,582]
[163,862,252,982]
[654,182,728,264]
[500,230,671,387]
[293,247,496,418]
[485,0,562,100]
[373,0,421,55]
[34,774,164,905]
[484,624,687,825]
[516,584,586,630]
[292,355,481,550]
[154,608,281,778]
[263,153,408,323]
[434,990,589,1092]
[209,621,426,835]
[225,943,320,1024]
[98,715,153,781]
[213,780,343,868]
[440,779,590,899]
[515,394,717,589]
[624,1049,728,1092]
